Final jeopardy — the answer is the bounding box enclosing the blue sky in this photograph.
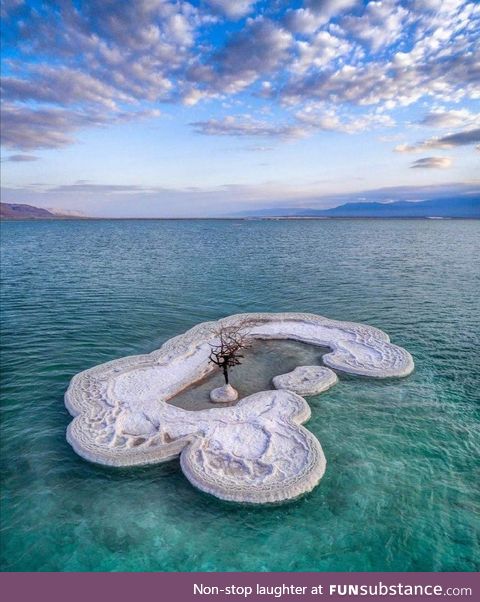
[1,0,479,217]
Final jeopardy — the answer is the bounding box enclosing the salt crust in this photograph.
[65,312,414,503]
[273,366,338,396]
[210,384,238,403]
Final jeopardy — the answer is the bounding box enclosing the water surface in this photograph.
[169,339,326,410]
[1,218,479,571]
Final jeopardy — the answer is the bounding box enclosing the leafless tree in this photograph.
[208,321,255,385]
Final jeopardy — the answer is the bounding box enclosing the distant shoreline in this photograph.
[1,216,479,221]
[3,198,478,220]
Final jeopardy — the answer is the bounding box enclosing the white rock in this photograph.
[210,384,238,403]
[65,312,414,504]
[273,366,338,396]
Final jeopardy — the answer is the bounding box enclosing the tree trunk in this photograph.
[223,364,229,384]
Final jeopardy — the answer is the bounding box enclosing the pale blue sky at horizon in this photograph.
[1,0,479,217]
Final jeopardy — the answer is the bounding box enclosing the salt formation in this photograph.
[65,312,414,503]
[209,384,238,403]
[273,366,338,396]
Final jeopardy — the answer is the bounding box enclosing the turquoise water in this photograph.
[1,219,479,572]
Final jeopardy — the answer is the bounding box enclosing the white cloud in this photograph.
[186,18,293,97]
[291,31,351,74]
[1,103,160,150]
[204,1,257,20]
[190,116,308,139]
[340,0,410,52]
[296,105,395,133]
[192,104,395,141]
[284,9,326,35]
[2,67,135,109]
[307,0,359,19]
[410,156,452,168]
[419,109,480,128]
[2,0,479,153]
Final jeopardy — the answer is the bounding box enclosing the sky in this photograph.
[1,0,479,217]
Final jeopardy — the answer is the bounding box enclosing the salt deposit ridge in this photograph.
[65,312,414,503]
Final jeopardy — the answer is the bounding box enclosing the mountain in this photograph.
[236,196,480,218]
[0,202,84,219]
[2,196,479,220]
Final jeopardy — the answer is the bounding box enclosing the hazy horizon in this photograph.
[2,182,480,219]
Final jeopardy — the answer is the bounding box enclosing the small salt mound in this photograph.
[210,384,238,403]
[273,366,338,396]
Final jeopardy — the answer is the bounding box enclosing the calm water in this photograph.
[169,339,327,410]
[1,219,479,572]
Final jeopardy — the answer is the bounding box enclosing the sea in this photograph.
[1,218,479,571]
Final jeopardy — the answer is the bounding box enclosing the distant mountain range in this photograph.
[0,203,85,219]
[235,196,480,218]
[2,196,479,219]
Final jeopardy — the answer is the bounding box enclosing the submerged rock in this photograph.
[210,384,238,403]
[273,365,338,396]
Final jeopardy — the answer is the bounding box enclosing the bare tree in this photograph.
[208,322,253,385]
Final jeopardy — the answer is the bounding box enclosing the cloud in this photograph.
[4,154,38,162]
[1,67,135,109]
[295,105,395,133]
[395,128,480,152]
[419,109,480,128]
[192,106,394,140]
[48,183,149,194]
[278,44,479,107]
[290,31,351,74]
[190,116,308,139]
[245,145,274,152]
[1,0,479,153]
[410,156,452,169]
[307,0,359,19]
[204,1,257,20]
[186,18,293,99]
[5,1,199,110]
[277,1,479,108]
[284,0,359,35]
[0,0,23,19]
[340,0,409,52]
[435,128,480,147]
[1,103,160,150]
[284,9,326,35]
[1,104,93,150]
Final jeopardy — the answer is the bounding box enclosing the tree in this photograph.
[208,322,253,385]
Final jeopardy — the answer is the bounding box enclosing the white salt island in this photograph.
[65,312,414,504]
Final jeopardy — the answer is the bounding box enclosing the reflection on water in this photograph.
[168,339,329,410]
